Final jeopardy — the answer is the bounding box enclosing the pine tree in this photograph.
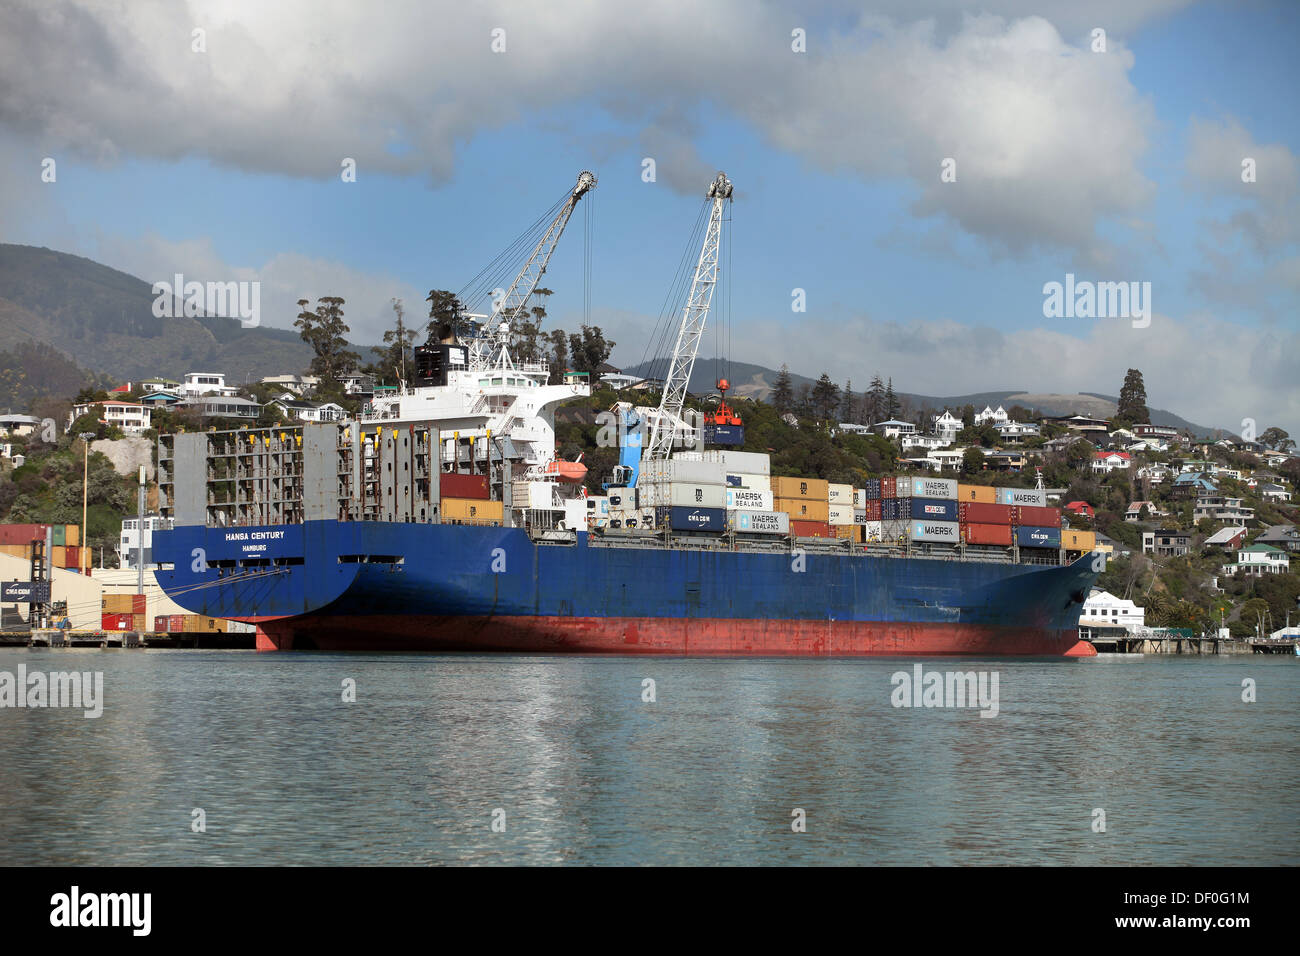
[1116,368,1149,425]
[840,380,855,423]
[866,374,885,425]
[772,364,794,413]
[885,378,900,419]
[811,373,840,422]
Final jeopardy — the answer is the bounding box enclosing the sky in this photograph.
[0,0,1297,435]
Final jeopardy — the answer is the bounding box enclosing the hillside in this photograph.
[623,358,1219,436]
[0,244,314,396]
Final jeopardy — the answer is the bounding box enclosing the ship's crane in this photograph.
[467,170,596,372]
[643,171,733,462]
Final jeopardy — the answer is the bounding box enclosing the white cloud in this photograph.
[1,0,1160,255]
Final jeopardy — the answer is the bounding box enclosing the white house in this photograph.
[0,413,42,437]
[1079,589,1146,635]
[67,401,152,435]
[266,395,344,423]
[995,421,1040,441]
[1260,482,1293,503]
[871,419,917,439]
[1135,464,1172,484]
[260,374,320,396]
[1222,544,1290,577]
[182,372,239,398]
[932,411,963,443]
[1092,451,1133,474]
[901,434,951,452]
[974,405,1009,426]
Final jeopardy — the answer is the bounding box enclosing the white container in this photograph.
[996,487,1047,506]
[861,520,884,542]
[828,483,853,505]
[637,482,726,509]
[585,496,610,516]
[607,488,636,511]
[510,480,556,509]
[727,509,789,534]
[909,519,960,543]
[726,489,773,511]
[910,477,958,499]
[702,449,771,475]
[728,473,771,492]
[828,503,855,526]
[640,459,726,486]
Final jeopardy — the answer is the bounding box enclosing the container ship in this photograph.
[151,170,1101,656]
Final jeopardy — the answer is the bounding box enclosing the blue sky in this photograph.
[1,0,1296,433]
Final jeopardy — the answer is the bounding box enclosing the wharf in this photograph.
[15,630,255,650]
[1087,635,1295,655]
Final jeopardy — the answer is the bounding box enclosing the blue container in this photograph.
[882,498,903,520]
[864,479,881,501]
[910,497,958,521]
[704,425,744,447]
[1015,525,1061,548]
[655,506,726,532]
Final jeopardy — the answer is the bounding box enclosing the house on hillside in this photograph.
[932,411,962,444]
[260,374,320,396]
[1260,482,1292,503]
[178,396,259,421]
[871,419,917,440]
[181,372,238,398]
[66,401,151,435]
[1064,500,1094,519]
[1222,544,1290,577]
[1193,494,1254,525]
[1255,524,1300,553]
[265,395,344,423]
[1203,526,1248,551]
[974,405,1009,426]
[1092,451,1132,474]
[995,421,1040,442]
[1125,500,1168,522]
[0,414,42,438]
[1171,472,1217,499]
[1143,528,1191,557]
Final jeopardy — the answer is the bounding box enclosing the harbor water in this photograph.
[1,648,1296,865]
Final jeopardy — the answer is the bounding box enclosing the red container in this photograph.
[101,613,132,631]
[132,594,146,615]
[861,500,882,521]
[168,614,186,632]
[789,520,833,538]
[440,473,490,500]
[963,523,1013,546]
[959,502,1012,525]
[154,615,169,631]
[0,523,48,545]
[881,476,896,498]
[1012,505,1061,528]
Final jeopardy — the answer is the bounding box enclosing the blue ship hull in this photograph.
[152,521,1099,656]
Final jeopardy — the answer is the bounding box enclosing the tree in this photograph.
[379,297,417,384]
[1259,426,1295,453]
[962,447,985,475]
[865,375,885,425]
[885,378,900,419]
[295,297,360,387]
[547,329,569,384]
[811,373,840,422]
[567,325,615,377]
[840,380,855,423]
[1116,368,1149,425]
[772,364,793,414]
[425,289,466,342]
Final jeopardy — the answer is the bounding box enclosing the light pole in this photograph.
[78,432,96,575]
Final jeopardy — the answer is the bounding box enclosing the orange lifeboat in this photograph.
[544,459,588,483]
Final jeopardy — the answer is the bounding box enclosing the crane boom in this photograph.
[645,171,733,461]
[475,170,596,371]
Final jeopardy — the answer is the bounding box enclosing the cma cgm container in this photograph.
[777,498,830,522]
[957,484,996,504]
[1016,526,1061,548]
[771,476,829,500]
[655,506,725,532]
[1012,505,1061,528]
[828,483,853,505]
[728,510,789,535]
[910,520,960,543]
[996,487,1047,506]
[910,498,958,521]
[789,519,833,538]
[959,502,1012,525]
[910,477,958,499]
[828,504,855,526]
[725,489,773,511]
[440,473,490,500]
[963,523,1013,547]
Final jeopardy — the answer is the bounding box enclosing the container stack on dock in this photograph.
[0,523,86,569]
[102,593,146,631]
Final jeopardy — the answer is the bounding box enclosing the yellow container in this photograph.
[0,544,30,557]
[51,545,65,566]
[833,524,855,540]
[1063,530,1096,551]
[957,484,996,504]
[65,525,80,547]
[775,497,830,522]
[442,498,504,523]
[771,477,829,501]
[103,594,134,613]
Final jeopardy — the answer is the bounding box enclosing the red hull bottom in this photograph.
[253,615,1096,657]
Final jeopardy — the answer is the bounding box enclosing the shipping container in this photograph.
[894,478,913,498]
[0,524,47,546]
[703,424,744,446]
[638,482,727,509]
[727,473,771,492]
[833,524,855,539]
[910,497,959,521]
[65,525,80,547]
[881,498,905,521]
[958,502,1013,525]
[133,593,146,615]
[1016,525,1061,548]
[881,520,909,542]
[861,520,884,542]
[1062,529,1097,551]
[770,476,829,501]
[103,594,134,614]
[585,496,610,515]
[606,489,634,510]
[851,488,866,508]
[641,459,726,486]
[775,497,830,522]
[154,615,169,632]
[64,546,87,570]
[654,506,726,532]
[0,543,30,557]
[51,525,66,546]
[440,472,490,500]
[442,498,504,523]
[168,614,185,632]
[51,545,65,566]
[963,523,1013,546]
[995,487,1047,506]
[727,510,789,535]
[828,504,855,526]
[102,613,133,631]
[909,520,961,543]
[910,477,958,499]
[789,519,833,538]
[725,489,773,511]
[880,476,896,498]
[1012,505,1061,529]
[511,481,555,509]
[700,450,771,475]
[956,483,996,504]
[827,483,853,505]
[863,479,882,501]
[861,500,883,522]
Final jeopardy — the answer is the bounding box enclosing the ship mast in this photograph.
[645,171,733,461]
